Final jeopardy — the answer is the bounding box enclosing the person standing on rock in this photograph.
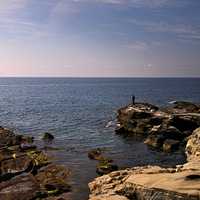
[132,95,135,105]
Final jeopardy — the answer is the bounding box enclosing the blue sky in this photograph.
[0,0,200,77]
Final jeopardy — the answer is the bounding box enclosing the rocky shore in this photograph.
[88,101,200,200]
[0,127,71,200]
[116,101,200,152]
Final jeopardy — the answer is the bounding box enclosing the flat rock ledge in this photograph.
[0,126,71,200]
[88,102,200,200]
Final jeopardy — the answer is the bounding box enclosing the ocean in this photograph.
[0,77,199,199]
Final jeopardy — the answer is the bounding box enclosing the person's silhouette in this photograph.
[132,95,135,105]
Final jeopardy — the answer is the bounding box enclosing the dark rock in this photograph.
[0,174,41,200]
[0,154,33,180]
[23,136,34,144]
[42,146,63,151]
[88,148,103,160]
[115,126,127,135]
[173,101,200,112]
[96,160,118,175]
[35,164,71,195]
[20,143,37,151]
[0,128,23,147]
[144,134,165,148]
[145,125,183,149]
[115,101,200,149]
[150,125,183,140]
[163,139,180,152]
[170,115,200,132]
[43,132,55,141]
[131,111,152,119]
[185,174,200,180]
[27,150,50,170]
[0,126,72,199]
[149,117,163,126]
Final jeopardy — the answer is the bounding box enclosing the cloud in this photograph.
[0,0,27,15]
[129,19,200,41]
[71,0,188,8]
[0,1,59,40]
[125,41,148,50]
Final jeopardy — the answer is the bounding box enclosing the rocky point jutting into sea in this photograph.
[88,101,200,200]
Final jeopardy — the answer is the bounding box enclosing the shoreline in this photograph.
[1,100,200,200]
[88,101,200,200]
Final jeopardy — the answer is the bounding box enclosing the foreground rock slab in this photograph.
[89,166,200,200]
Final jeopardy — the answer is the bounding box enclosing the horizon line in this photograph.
[0,76,200,78]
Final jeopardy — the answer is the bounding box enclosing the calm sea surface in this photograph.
[0,78,200,199]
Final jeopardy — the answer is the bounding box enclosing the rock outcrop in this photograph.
[0,126,71,200]
[116,101,200,152]
[89,127,200,200]
[88,148,119,175]
[42,132,55,141]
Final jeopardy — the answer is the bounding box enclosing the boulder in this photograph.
[115,126,127,135]
[43,132,55,141]
[144,134,165,148]
[0,128,22,147]
[163,139,180,152]
[96,160,118,175]
[144,125,183,149]
[88,148,103,160]
[0,154,33,181]
[185,127,200,161]
[172,101,200,113]
[35,164,71,196]
[0,174,41,200]
[170,115,200,132]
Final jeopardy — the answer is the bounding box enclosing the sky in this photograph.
[0,0,200,77]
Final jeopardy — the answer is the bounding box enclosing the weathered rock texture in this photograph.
[89,102,200,200]
[116,101,200,152]
[0,126,71,200]
[89,127,200,200]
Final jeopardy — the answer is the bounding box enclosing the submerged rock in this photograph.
[96,160,118,175]
[43,132,55,141]
[88,148,117,175]
[35,164,71,196]
[88,148,103,161]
